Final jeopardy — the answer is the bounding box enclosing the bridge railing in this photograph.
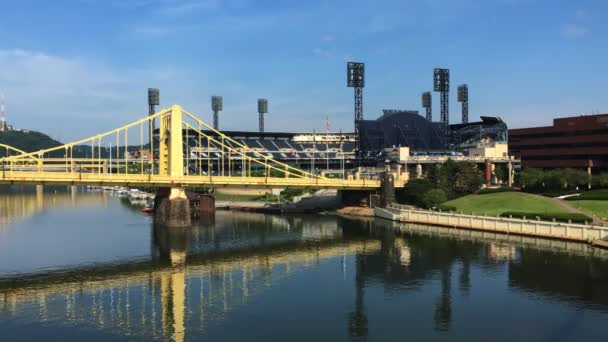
[0,108,171,176]
[181,109,323,180]
[0,105,383,189]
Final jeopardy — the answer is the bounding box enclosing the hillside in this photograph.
[441,192,567,216]
[0,130,62,154]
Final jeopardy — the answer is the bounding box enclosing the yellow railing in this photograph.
[0,105,381,190]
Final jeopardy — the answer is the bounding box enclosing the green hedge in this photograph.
[565,189,608,201]
[499,211,591,224]
[477,187,513,195]
[437,205,457,212]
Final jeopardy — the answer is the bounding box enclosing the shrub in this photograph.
[396,178,433,207]
[565,189,608,201]
[422,188,448,209]
[477,187,513,195]
[437,204,457,212]
[499,211,591,224]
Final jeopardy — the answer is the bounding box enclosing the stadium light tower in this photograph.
[433,68,450,125]
[347,62,365,159]
[147,88,159,146]
[258,98,268,133]
[211,95,223,130]
[422,91,432,121]
[457,84,469,124]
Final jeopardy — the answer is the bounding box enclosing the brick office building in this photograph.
[509,114,608,173]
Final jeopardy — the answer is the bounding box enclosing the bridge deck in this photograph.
[0,171,381,190]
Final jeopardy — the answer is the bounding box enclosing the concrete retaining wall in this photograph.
[376,206,608,243]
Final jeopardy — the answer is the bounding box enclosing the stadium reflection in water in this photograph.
[1,190,608,341]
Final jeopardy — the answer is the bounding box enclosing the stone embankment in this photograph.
[376,205,608,248]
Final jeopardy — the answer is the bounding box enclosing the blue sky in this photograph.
[0,0,607,141]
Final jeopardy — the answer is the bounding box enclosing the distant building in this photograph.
[509,113,608,173]
[183,129,357,173]
[358,110,508,161]
[126,150,153,161]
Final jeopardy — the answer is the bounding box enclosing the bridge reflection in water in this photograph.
[0,206,381,342]
[1,193,608,341]
[0,185,110,230]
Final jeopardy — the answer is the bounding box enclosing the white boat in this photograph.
[116,187,129,197]
[128,189,147,199]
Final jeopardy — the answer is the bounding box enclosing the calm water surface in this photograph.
[1,186,608,341]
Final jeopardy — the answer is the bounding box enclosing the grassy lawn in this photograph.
[441,192,568,216]
[570,200,608,220]
[214,193,263,202]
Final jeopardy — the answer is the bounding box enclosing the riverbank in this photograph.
[215,198,375,217]
[376,205,608,248]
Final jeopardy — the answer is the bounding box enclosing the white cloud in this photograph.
[0,49,183,140]
[132,25,178,37]
[562,24,590,38]
[322,34,335,42]
[161,0,221,15]
[368,15,394,33]
[313,47,332,58]
[575,9,589,20]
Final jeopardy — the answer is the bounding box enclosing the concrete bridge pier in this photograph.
[508,157,514,187]
[416,164,423,179]
[338,171,395,208]
[380,171,395,208]
[484,159,492,188]
[154,187,191,228]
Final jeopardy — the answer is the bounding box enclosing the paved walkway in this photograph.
[538,194,606,226]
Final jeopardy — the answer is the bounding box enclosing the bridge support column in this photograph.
[484,159,492,188]
[507,157,513,187]
[416,164,422,179]
[380,171,395,208]
[155,187,191,228]
[154,105,192,228]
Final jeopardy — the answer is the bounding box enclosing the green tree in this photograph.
[396,178,433,207]
[543,170,566,191]
[453,162,484,195]
[426,164,441,188]
[520,168,544,191]
[562,168,589,190]
[422,189,448,209]
[591,173,608,188]
[494,164,508,184]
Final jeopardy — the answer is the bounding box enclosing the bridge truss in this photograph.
[0,105,379,190]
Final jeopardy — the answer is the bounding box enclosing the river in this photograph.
[1,186,607,341]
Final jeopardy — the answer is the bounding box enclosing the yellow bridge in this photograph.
[0,105,382,190]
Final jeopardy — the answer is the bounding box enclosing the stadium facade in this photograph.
[185,129,357,174]
[183,110,508,174]
[359,110,508,163]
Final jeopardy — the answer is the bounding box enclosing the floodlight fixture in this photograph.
[212,95,223,112]
[433,68,449,92]
[347,62,365,88]
[147,88,160,152]
[457,84,469,123]
[258,98,268,133]
[433,68,450,125]
[422,91,432,121]
[211,95,223,130]
[457,84,468,102]
[148,88,160,107]
[347,61,366,163]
